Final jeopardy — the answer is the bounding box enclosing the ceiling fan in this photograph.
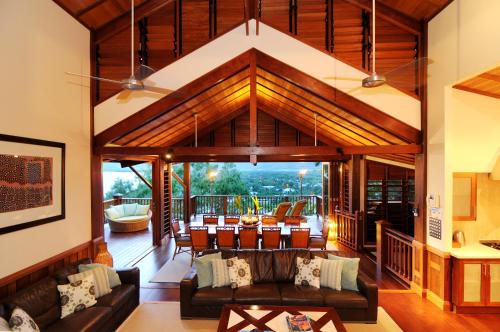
[325,0,430,92]
[66,0,173,98]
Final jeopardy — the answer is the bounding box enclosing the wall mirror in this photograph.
[452,173,477,221]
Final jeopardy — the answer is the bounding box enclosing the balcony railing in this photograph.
[384,228,413,285]
[335,209,362,251]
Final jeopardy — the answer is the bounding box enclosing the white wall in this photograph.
[94,20,420,134]
[0,0,91,278]
[427,0,500,251]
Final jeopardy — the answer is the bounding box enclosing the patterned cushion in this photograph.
[328,254,360,291]
[227,257,252,289]
[9,307,39,332]
[194,252,222,288]
[57,274,97,319]
[320,258,344,290]
[78,263,121,289]
[122,203,138,216]
[135,204,150,215]
[294,257,322,288]
[104,207,121,220]
[0,316,10,331]
[211,259,231,288]
[68,266,111,299]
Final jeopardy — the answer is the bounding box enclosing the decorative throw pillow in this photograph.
[135,204,150,216]
[0,316,11,331]
[79,263,121,288]
[122,203,138,216]
[320,258,344,291]
[104,207,120,220]
[211,259,231,288]
[194,252,222,288]
[227,257,252,289]
[328,254,360,291]
[68,266,111,298]
[57,274,97,319]
[294,257,322,288]
[8,307,39,332]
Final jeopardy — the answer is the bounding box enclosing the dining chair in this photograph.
[284,215,303,226]
[261,215,278,225]
[261,227,281,249]
[238,226,258,249]
[203,214,219,225]
[171,219,192,260]
[290,227,310,248]
[189,226,210,265]
[216,226,236,249]
[224,215,240,225]
[309,221,329,250]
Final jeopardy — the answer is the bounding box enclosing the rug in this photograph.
[117,302,402,332]
[150,254,192,283]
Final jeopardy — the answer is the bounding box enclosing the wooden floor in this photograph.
[105,223,154,268]
[106,219,500,331]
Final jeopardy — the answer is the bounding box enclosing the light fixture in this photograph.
[208,171,218,181]
[165,149,173,160]
[362,0,386,88]
[299,169,307,177]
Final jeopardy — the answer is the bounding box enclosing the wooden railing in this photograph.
[384,228,413,285]
[190,195,322,216]
[172,197,184,220]
[335,209,362,251]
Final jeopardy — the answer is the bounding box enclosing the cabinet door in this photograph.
[461,263,484,305]
[487,263,500,306]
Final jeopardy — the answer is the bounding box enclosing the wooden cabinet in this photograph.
[452,173,477,221]
[452,258,500,313]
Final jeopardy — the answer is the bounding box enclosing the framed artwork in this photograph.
[0,134,65,234]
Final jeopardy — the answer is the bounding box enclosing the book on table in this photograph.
[286,314,313,332]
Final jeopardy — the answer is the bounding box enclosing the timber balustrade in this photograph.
[335,209,362,251]
[376,220,413,285]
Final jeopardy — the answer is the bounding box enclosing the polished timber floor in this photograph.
[106,223,500,332]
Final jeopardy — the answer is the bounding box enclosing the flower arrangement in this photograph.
[251,196,261,215]
[234,195,243,215]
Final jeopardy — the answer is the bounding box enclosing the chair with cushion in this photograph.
[310,221,329,250]
[289,199,307,216]
[238,226,258,249]
[261,227,281,249]
[172,219,192,260]
[190,226,210,264]
[284,215,303,226]
[261,215,277,225]
[216,226,236,249]
[203,214,219,225]
[104,203,151,232]
[224,215,240,224]
[290,227,310,248]
[271,202,292,222]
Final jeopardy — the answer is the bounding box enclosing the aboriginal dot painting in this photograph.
[0,154,53,213]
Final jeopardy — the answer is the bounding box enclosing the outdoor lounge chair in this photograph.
[271,201,292,222]
[289,199,307,216]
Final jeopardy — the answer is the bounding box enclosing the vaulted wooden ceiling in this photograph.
[98,49,421,164]
[453,65,500,100]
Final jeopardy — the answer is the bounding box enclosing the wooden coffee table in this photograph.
[218,304,347,332]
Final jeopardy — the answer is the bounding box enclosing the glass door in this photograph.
[462,263,483,304]
[488,263,500,305]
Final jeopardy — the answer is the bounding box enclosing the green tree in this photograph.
[104,168,152,199]
[214,163,249,195]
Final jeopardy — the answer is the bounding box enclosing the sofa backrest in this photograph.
[202,249,347,284]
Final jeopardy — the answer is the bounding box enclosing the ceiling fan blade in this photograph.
[134,64,156,81]
[323,76,361,82]
[383,57,433,79]
[143,85,174,94]
[117,89,133,101]
[65,72,123,85]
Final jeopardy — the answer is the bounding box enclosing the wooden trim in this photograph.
[152,157,165,246]
[129,165,153,189]
[452,85,500,100]
[452,172,477,221]
[426,0,454,22]
[249,50,257,146]
[0,241,93,298]
[52,0,92,30]
[91,152,104,239]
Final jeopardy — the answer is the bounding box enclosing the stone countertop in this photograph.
[450,244,500,259]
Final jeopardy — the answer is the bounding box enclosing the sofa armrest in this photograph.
[181,267,198,290]
[116,267,140,291]
[356,272,378,322]
[180,267,198,318]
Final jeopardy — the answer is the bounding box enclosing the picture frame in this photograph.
[0,134,65,234]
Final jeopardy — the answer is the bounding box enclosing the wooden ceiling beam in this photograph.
[343,0,421,35]
[94,50,252,147]
[75,0,107,18]
[95,0,174,43]
[98,144,422,157]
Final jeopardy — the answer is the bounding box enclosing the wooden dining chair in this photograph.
[224,215,240,225]
[238,226,258,249]
[261,227,281,249]
[203,214,219,225]
[171,219,192,260]
[216,226,236,249]
[189,226,210,265]
[284,215,303,226]
[261,215,278,225]
[309,221,329,250]
[290,227,310,248]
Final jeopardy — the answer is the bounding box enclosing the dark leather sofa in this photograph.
[0,259,139,332]
[181,249,378,323]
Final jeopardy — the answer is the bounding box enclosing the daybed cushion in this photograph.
[122,204,138,216]
[113,216,149,223]
[135,204,150,215]
[104,207,121,220]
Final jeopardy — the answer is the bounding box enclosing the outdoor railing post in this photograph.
[223,196,228,215]
[375,220,391,277]
[112,193,123,206]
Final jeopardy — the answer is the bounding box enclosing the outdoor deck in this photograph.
[105,223,153,268]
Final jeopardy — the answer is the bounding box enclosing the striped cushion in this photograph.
[211,259,231,288]
[68,265,112,298]
[320,258,344,290]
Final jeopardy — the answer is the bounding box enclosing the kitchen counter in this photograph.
[450,244,500,259]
